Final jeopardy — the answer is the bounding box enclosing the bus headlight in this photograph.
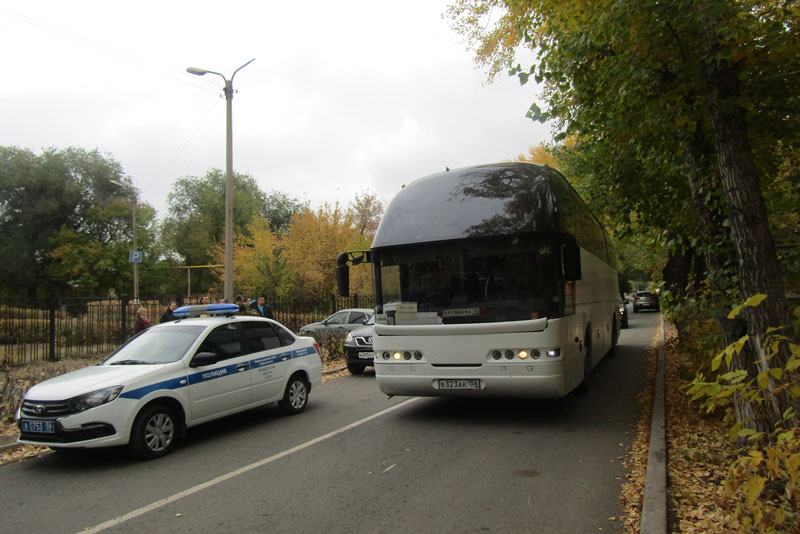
[393,352,402,360]
[518,350,528,359]
[547,348,561,358]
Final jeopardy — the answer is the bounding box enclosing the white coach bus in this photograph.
[336,162,620,398]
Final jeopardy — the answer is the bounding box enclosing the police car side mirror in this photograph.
[190,351,219,368]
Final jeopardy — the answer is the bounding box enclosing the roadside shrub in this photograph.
[316,330,348,362]
[686,296,800,532]
[0,319,49,344]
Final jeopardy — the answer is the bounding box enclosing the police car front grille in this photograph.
[21,399,74,417]
[354,336,373,346]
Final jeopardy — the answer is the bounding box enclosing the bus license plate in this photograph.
[22,419,55,434]
[358,351,375,360]
[438,379,480,390]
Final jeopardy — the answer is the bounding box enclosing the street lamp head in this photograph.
[186,67,209,76]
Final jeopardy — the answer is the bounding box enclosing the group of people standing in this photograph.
[132,294,274,335]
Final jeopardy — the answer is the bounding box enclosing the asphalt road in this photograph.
[0,311,659,534]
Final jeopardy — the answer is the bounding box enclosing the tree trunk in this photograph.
[701,23,797,429]
[684,125,746,346]
[661,244,692,341]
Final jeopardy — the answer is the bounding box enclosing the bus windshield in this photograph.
[376,236,563,324]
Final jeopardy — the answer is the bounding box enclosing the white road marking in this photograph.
[79,397,418,534]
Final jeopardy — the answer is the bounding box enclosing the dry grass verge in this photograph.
[619,321,737,533]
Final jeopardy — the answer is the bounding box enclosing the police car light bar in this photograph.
[173,303,241,318]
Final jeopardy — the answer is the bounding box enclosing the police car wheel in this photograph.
[278,375,309,415]
[129,404,178,459]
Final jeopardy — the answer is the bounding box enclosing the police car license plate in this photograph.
[358,351,375,360]
[21,419,55,434]
[438,379,480,390]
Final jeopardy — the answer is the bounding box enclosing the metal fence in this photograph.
[0,293,374,367]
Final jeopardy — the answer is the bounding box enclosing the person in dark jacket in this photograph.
[250,295,274,318]
[235,295,248,314]
[160,301,178,323]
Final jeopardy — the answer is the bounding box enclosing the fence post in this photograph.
[353,293,359,308]
[330,294,336,314]
[120,295,128,343]
[48,296,58,362]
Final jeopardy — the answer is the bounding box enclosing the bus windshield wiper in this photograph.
[109,359,152,365]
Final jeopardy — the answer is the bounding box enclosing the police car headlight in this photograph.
[345,332,354,342]
[69,386,124,412]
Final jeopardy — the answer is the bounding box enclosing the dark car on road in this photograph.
[343,316,375,375]
[619,295,629,328]
[632,291,660,313]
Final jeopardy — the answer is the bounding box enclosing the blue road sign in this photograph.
[129,251,143,263]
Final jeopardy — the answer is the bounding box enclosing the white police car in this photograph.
[16,304,322,459]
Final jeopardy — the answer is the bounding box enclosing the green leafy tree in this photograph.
[48,200,159,297]
[0,146,153,297]
[263,190,305,234]
[162,169,266,294]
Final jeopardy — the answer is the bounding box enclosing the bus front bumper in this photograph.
[374,361,569,399]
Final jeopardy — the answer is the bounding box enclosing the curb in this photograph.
[0,437,21,454]
[640,315,668,534]
[323,365,347,375]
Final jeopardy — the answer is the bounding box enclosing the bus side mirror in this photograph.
[563,245,582,281]
[336,253,350,296]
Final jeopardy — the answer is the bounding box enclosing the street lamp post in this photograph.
[186,58,254,302]
[110,180,139,301]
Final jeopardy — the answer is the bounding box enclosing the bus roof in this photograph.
[372,162,615,266]
[373,163,556,248]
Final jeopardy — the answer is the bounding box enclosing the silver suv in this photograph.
[632,291,660,313]
[299,308,373,344]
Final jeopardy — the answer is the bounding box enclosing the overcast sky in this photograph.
[0,0,548,218]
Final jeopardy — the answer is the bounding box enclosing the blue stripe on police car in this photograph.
[119,347,313,400]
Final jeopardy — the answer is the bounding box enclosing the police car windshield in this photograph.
[104,325,206,365]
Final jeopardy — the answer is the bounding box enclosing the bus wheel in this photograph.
[609,315,619,356]
[576,328,592,395]
[347,362,365,375]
